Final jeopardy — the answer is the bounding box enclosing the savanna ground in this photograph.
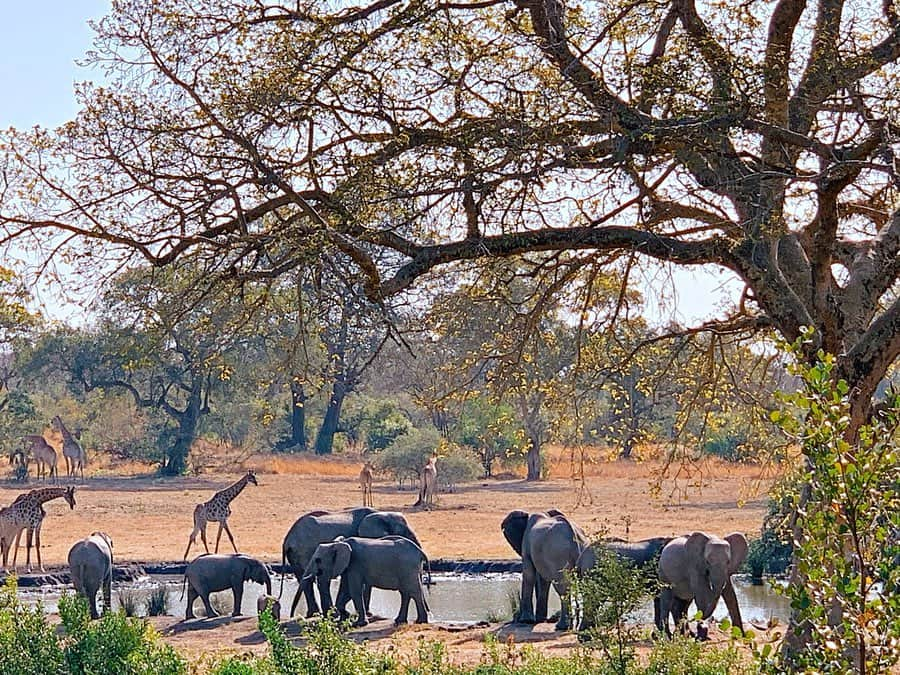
[0,446,779,667]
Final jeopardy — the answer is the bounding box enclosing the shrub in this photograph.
[572,545,657,674]
[435,444,481,492]
[0,577,65,675]
[118,588,141,617]
[645,635,750,675]
[146,585,169,616]
[375,427,441,488]
[59,593,187,675]
[762,338,900,673]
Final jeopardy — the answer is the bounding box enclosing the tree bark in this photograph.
[525,429,541,481]
[314,378,347,455]
[162,384,202,476]
[283,379,308,451]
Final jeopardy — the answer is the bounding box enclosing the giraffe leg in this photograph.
[11,529,24,572]
[25,528,33,573]
[222,520,238,553]
[200,524,210,553]
[214,522,224,554]
[35,524,44,573]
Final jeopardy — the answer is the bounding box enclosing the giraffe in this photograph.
[22,434,59,482]
[414,455,438,509]
[52,416,86,479]
[360,461,374,507]
[183,470,258,560]
[0,485,76,573]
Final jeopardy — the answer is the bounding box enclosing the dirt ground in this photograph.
[0,450,776,666]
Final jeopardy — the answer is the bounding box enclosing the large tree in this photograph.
[1,0,898,432]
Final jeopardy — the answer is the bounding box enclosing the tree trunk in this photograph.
[286,380,308,451]
[162,387,202,476]
[525,427,541,481]
[314,379,347,455]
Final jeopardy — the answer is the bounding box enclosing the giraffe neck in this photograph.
[28,487,69,505]
[217,475,251,504]
[56,418,73,441]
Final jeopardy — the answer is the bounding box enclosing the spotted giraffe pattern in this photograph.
[0,486,76,572]
[183,470,258,560]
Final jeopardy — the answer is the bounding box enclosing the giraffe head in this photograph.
[64,486,76,509]
[246,470,258,486]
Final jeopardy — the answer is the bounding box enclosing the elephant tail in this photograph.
[180,574,187,601]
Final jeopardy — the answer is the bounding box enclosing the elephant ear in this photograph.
[685,532,711,571]
[725,532,749,574]
[333,542,353,577]
[501,511,529,556]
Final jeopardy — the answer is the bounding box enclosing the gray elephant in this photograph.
[501,509,588,631]
[657,531,748,636]
[182,553,272,619]
[303,535,429,626]
[68,532,113,620]
[281,507,421,617]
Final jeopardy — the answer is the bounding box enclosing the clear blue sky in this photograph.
[0,1,109,129]
[0,0,739,326]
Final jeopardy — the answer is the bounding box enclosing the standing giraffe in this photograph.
[360,461,374,507]
[0,485,76,573]
[183,470,258,560]
[414,455,438,509]
[52,416,86,479]
[22,434,59,482]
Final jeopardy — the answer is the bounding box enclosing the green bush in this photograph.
[571,545,657,675]
[436,444,481,492]
[646,636,750,675]
[0,577,65,675]
[60,593,186,675]
[375,427,442,488]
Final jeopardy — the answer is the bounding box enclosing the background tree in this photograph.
[3,0,896,435]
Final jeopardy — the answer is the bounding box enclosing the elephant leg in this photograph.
[232,584,243,617]
[86,584,99,620]
[413,587,428,624]
[517,560,538,623]
[672,597,690,635]
[535,575,550,623]
[395,591,410,625]
[553,579,571,631]
[201,592,218,618]
[186,586,198,619]
[335,578,352,621]
[658,587,674,637]
[721,581,744,633]
[364,584,373,618]
[351,583,368,627]
[300,575,320,618]
[103,574,112,616]
[222,521,238,553]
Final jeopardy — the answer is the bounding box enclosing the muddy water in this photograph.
[19,573,789,625]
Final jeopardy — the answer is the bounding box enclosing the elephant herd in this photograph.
[501,509,748,635]
[69,505,747,637]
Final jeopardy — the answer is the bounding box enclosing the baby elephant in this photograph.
[303,535,429,627]
[68,532,114,620]
[183,553,271,620]
[256,594,282,621]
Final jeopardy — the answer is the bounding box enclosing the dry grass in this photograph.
[247,453,363,477]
